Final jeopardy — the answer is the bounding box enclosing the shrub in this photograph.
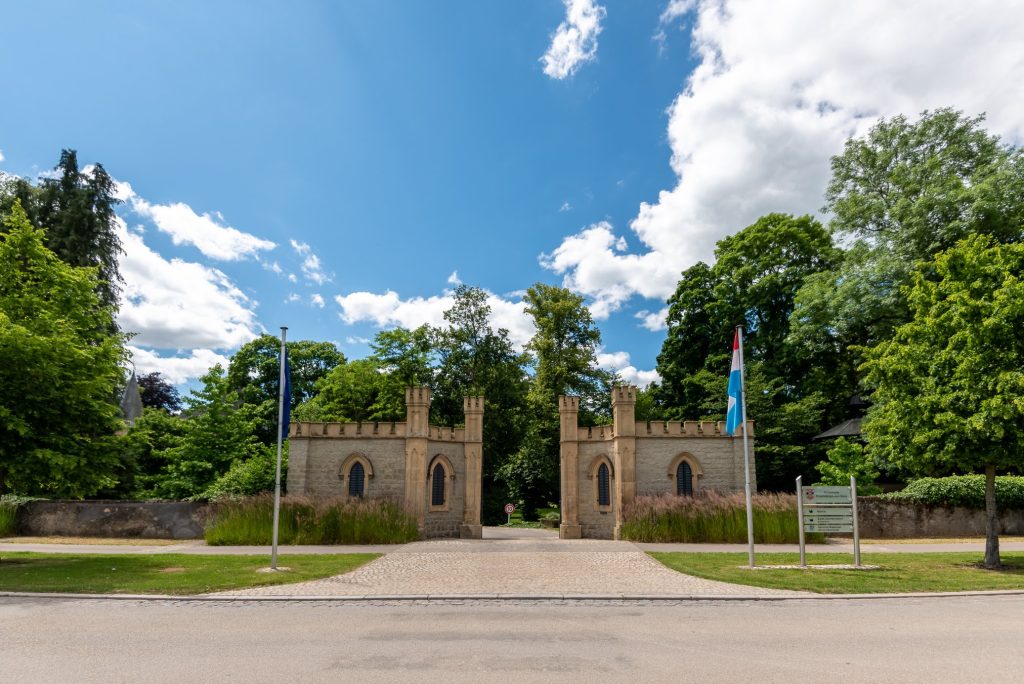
[201,449,281,500]
[881,475,1024,509]
[620,491,824,544]
[204,494,420,545]
[816,438,881,494]
[0,494,41,537]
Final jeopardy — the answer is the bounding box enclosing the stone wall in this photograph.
[17,501,211,539]
[286,387,483,539]
[634,436,753,496]
[577,442,615,539]
[559,386,755,540]
[298,437,408,499]
[857,498,1024,538]
[423,442,467,538]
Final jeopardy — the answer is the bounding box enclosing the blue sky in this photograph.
[2,1,1023,386]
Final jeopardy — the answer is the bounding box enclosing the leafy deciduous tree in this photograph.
[862,236,1024,568]
[0,202,126,496]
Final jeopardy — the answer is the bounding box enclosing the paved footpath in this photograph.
[6,528,1023,599]
[215,533,805,598]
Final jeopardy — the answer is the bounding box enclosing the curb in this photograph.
[3,589,1024,602]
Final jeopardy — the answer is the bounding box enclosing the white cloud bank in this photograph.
[544,0,1024,316]
[334,286,659,386]
[541,0,607,79]
[596,350,660,388]
[116,181,275,261]
[117,218,263,351]
[129,346,230,385]
[334,288,536,350]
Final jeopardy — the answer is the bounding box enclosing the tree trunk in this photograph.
[983,464,1001,570]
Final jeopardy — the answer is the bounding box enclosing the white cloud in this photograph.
[346,336,372,345]
[541,0,607,79]
[0,149,5,162]
[290,239,332,285]
[447,270,461,285]
[596,349,660,388]
[311,293,325,308]
[288,273,298,283]
[636,307,669,332]
[129,346,230,385]
[544,0,1024,310]
[559,201,572,212]
[263,261,283,275]
[116,180,275,261]
[286,293,301,303]
[654,0,696,49]
[334,288,537,349]
[540,221,676,318]
[116,217,263,349]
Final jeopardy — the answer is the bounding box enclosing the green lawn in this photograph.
[0,552,378,595]
[650,552,1024,594]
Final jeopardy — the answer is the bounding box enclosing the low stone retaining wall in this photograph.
[17,501,213,540]
[857,498,1024,538]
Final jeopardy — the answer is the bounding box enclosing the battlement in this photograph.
[611,385,636,404]
[559,395,580,412]
[578,424,615,441]
[635,420,755,438]
[429,425,467,442]
[290,421,408,438]
[289,420,479,443]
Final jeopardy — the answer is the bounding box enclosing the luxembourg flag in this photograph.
[725,328,744,436]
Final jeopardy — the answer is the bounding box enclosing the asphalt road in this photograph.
[2,595,1023,683]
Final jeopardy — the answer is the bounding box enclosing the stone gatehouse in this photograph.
[558,386,756,540]
[286,387,483,539]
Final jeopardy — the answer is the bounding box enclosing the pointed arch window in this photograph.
[431,462,446,507]
[597,463,611,507]
[339,453,374,500]
[676,461,693,497]
[349,462,365,498]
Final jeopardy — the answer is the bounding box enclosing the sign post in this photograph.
[504,503,515,526]
[798,478,861,568]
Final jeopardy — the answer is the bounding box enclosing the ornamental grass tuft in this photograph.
[204,494,420,545]
[620,491,823,543]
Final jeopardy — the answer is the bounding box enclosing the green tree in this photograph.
[815,438,880,495]
[0,150,125,312]
[0,202,126,496]
[109,407,188,498]
[861,236,1024,568]
[226,335,345,443]
[509,284,613,518]
[791,109,1024,380]
[151,365,271,500]
[296,357,407,423]
[655,214,839,490]
[431,286,531,523]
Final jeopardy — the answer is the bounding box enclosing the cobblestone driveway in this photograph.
[216,531,804,598]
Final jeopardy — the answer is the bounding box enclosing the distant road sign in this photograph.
[504,503,515,515]
[801,486,852,505]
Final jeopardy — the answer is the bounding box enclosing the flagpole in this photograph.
[737,325,755,568]
[271,326,288,570]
